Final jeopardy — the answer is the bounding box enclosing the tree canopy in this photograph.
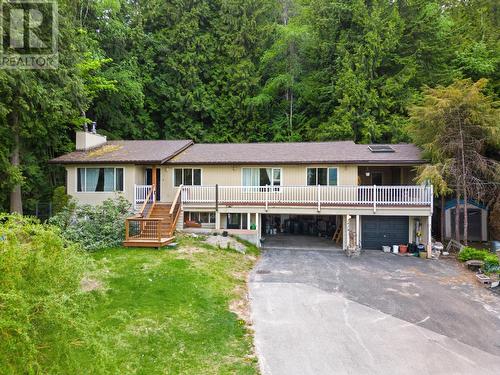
[0,0,498,212]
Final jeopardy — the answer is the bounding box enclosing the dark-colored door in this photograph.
[371,172,383,185]
[145,168,161,201]
[451,208,482,241]
[362,216,409,249]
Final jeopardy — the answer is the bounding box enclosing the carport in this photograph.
[261,214,342,250]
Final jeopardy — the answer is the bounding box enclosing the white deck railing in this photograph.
[134,184,153,210]
[181,185,433,210]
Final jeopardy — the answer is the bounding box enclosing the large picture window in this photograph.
[242,168,281,187]
[306,167,338,186]
[77,168,124,192]
[174,168,202,186]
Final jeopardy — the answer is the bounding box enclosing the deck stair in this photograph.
[123,185,182,248]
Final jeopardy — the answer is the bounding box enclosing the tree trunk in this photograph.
[10,110,23,214]
[463,188,468,245]
[458,120,468,245]
[455,190,460,243]
[289,88,293,139]
[440,195,445,241]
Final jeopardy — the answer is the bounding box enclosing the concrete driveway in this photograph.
[249,249,500,375]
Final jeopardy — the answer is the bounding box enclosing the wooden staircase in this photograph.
[123,185,182,248]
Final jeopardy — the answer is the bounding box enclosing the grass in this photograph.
[84,235,259,374]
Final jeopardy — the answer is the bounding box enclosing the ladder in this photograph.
[332,224,342,243]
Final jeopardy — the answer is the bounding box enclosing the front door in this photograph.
[371,172,383,185]
[145,168,161,201]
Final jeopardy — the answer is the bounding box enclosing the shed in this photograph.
[444,200,488,242]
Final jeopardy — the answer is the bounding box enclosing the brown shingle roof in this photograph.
[50,140,193,165]
[168,141,424,165]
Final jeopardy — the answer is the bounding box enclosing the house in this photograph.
[50,130,434,251]
[444,200,488,242]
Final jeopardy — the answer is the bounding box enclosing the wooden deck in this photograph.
[123,236,175,248]
[124,185,182,248]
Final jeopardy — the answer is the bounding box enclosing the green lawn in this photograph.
[86,236,259,374]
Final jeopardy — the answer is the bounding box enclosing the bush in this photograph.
[457,246,491,262]
[49,196,132,251]
[0,214,106,374]
[51,186,74,215]
[484,253,500,267]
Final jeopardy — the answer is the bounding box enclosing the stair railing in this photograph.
[167,185,183,237]
[125,185,162,242]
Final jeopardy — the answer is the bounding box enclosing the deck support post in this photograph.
[215,184,219,212]
[427,215,432,259]
[356,215,360,248]
[247,212,251,230]
[256,213,261,246]
[215,212,221,230]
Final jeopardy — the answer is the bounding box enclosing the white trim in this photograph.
[75,166,125,194]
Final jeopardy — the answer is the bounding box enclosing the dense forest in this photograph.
[0,0,498,212]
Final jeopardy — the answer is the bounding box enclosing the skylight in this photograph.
[368,145,395,153]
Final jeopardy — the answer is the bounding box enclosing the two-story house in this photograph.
[50,130,433,251]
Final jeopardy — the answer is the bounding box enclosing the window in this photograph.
[186,211,215,224]
[174,168,201,186]
[226,213,247,229]
[307,167,338,186]
[77,168,124,192]
[242,168,281,187]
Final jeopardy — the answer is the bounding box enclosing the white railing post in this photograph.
[134,184,137,210]
[317,184,321,212]
[373,185,377,213]
[265,185,269,211]
[430,184,434,214]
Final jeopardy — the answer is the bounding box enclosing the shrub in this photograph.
[51,186,74,215]
[0,214,106,374]
[457,246,491,262]
[50,195,132,251]
[484,253,500,267]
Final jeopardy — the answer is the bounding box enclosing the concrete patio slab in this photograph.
[262,234,341,251]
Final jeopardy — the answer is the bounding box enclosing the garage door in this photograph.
[362,216,409,250]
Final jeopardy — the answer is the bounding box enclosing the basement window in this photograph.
[185,211,216,224]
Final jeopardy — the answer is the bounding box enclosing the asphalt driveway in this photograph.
[249,249,500,375]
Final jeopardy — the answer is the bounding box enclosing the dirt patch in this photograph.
[80,277,104,292]
[230,284,252,326]
[176,246,206,255]
[232,271,247,281]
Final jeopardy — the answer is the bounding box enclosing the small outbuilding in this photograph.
[444,200,488,242]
